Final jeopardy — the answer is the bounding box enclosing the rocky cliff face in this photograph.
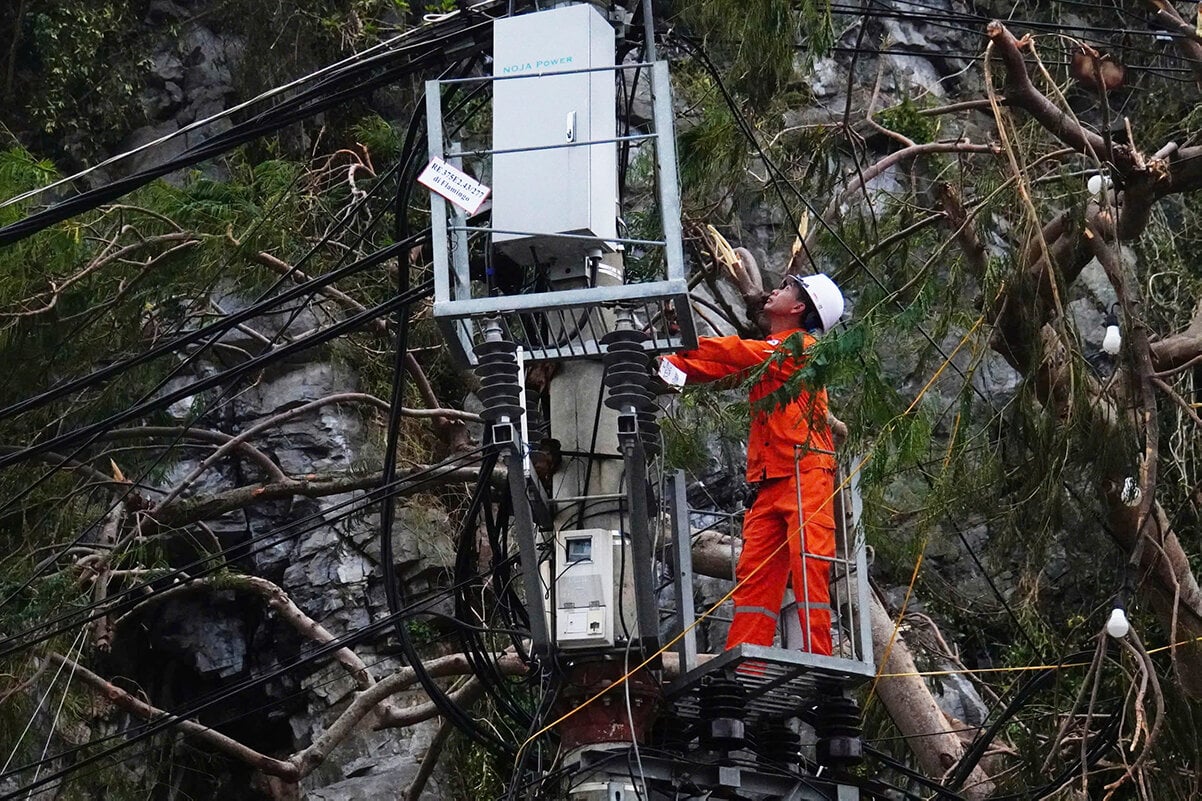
[108,306,463,799]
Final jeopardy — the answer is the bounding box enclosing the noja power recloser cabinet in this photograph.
[490,4,618,269]
[541,529,638,650]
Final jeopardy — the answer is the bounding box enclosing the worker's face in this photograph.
[763,278,807,320]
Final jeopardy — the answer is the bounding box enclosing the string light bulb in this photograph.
[1102,303,1121,356]
[1106,606,1130,639]
[1087,172,1112,198]
[1120,476,1142,507]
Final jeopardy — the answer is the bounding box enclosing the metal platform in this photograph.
[669,645,876,723]
[663,457,875,724]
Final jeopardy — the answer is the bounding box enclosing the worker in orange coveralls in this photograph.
[659,272,845,655]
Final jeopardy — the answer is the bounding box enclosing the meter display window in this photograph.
[565,537,592,564]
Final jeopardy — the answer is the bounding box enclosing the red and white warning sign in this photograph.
[418,157,491,215]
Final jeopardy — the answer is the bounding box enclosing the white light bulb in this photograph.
[1121,477,1142,507]
[1102,324,1122,355]
[1106,607,1130,638]
[1087,174,1104,197]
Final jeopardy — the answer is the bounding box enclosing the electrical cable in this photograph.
[377,49,517,751]
[484,484,534,659]
[1,530,514,781]
[0,55,496,610]
[0,161,416,613]
[0,2,508,213]
[450,446,536,730]
[0,447,491,661]
[3,5,1149,795]
[674,30,1084,676]
[0,279,431,472]
[788,39,1198,83]
[0,272,433,614]
[453,464,540,728]
[2,43,483,650]
[0,217,420,427]
[942,647,1094,792]
[0,18,498,246]
[0,627,87,774]
[862,744,967,799]
[0,561,515,800]
[503,670,560,801]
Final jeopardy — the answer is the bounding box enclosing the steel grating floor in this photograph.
[668,645,876,723]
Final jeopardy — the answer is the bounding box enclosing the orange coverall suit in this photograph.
[665,330,837,655]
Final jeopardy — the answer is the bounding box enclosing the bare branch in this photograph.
[1149,299,1202,373]
[0,446,137,490]
[1152,376,1202,428]
[290,653,526,777]
[1,234,200,319]
[376,676,484,731]
[250,251,450,425]
[918,98,1004,116]
[218,575,380,691]
[152,394,477,511]
[796,140,999,269]
[48,651,301,781]
[152,465,495,526]
[91,503,126,652]
[101,426,286,484]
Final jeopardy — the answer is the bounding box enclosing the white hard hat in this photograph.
[791,273,845,332]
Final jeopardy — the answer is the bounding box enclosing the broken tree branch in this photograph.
[152,393,478,511]
[49,651,301,781]
[152,464,493,527]
[796,140,999,269]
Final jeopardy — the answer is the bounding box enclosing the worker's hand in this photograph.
[702,226,763,298]
[652,356,686,393]
[828,413,849,448]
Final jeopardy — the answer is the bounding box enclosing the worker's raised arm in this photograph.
[661,335,777,384]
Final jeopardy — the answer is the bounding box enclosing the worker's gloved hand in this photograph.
[650,356,685,394]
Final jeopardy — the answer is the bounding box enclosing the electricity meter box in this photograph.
[543,529,637,650]
[491,4,617,270]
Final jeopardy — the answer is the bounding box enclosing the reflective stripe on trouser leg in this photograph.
[792,467,836,655]
[726,482,791,649]
[726,473,836,652]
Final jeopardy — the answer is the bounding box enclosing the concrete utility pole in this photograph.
[547,254,661,800]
